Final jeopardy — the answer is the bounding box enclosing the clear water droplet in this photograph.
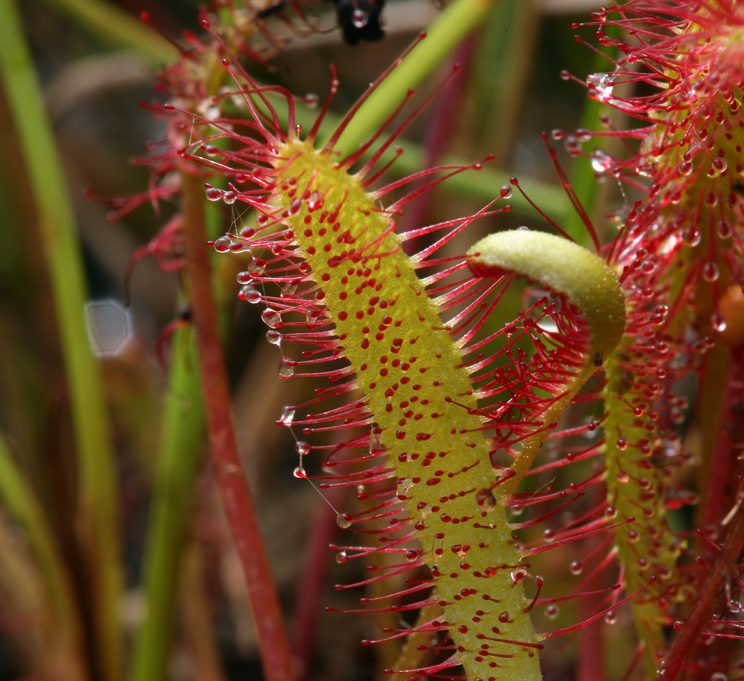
[703,262,720,282]
[590,148,613,173]
[712,313,727,332]
[237,271,252,285]
[206,187,224,201]
[266,329,282,345]
[336,550,348,563]
[262,308,281,328]
[293,466,307,478]
[682,228,701,247]
[213,235,232,252]
[717,220,733,240]
[544,605,559,620]
[248,256,266,275]
[604,610,617,625]
[296,440,310,456]
[279,357,295,378]
[369,429,381,454]
[336,512,352,529]
[279,406,295,426]
[304,93,319,109]
[570,561,583,575]
[351,8,368,27]
[510,569,526,584]
[708,158,728,177]
[307,192,323,211]
[223,190,237,205]
[239,284,259,302]
[587,72,614,102]
[398,479,414,496]
[616,470,629,483]
[282,281,299,297]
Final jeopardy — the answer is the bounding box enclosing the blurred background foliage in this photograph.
[0,1,641,680]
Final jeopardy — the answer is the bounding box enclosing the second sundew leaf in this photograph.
[603,339,687,679]
[601,236,696,678]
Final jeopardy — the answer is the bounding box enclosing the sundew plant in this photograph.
[2,1,744,681]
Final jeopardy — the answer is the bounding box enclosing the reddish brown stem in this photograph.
[703,347,744,531]
[181,170,295,681]
[659,507,744,681]
[291,486,344,681]
[577,494,607,681]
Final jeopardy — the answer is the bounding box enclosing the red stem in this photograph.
[181,170,295,681]
[659,506,744,681]
[703,347,744,531]
[577,492,607,681]
[291,486,345,681]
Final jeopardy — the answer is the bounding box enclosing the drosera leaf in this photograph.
[467,230,626,491]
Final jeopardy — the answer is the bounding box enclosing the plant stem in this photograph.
[701,348,744,532]
[660,505,744,681]
[0,3,122,680]
[40,0,175,66]
[563,22,619,246]
[292,485,346,681]
[180,170,295,681]
[39,0,569,222]
[180,542,229,681]
[0,434,87,681]
[128,327,205,681]
[327,0,500,157]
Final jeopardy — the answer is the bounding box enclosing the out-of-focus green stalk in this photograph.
[0,3,122,680]
[396,147,569,224]
[274,99,571,222]
[41,0,175,66]
[129,328,205,681]
[130,128,230,681]
[30,0,568,219]
[327,0,500,157]
[563,23,620,246]
[472,0,538,164]
[0,434,87,681]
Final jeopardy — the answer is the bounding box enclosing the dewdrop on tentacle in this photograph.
[195,41,632,681]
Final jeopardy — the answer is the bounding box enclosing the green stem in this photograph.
[40,0,175,66]
[0,434,87,681]
[39,0,569,221]
[128,328,205,681]
[563,22,620,246]
[0,3,122,679]
[326,0,500,156]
